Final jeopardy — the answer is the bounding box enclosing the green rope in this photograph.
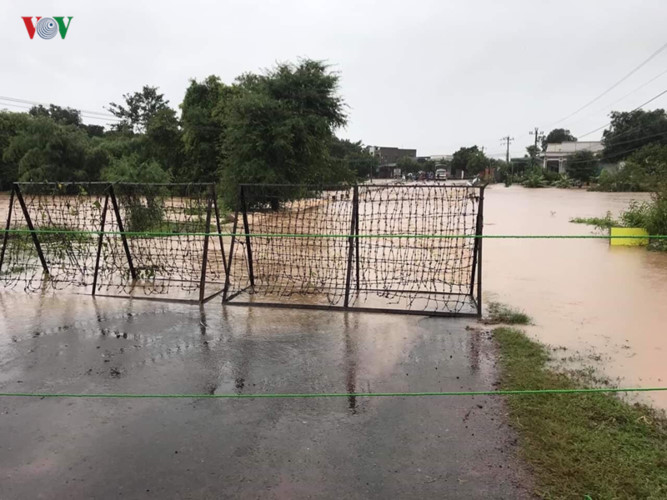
[1,387,666,399]
[2,228,666,239]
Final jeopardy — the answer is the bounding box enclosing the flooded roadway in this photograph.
[482,185,667,409]
[0,295,531,498]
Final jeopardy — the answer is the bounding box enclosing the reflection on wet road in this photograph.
[0,294,532,499]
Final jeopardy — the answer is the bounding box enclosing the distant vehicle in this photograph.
[435,168,447,180]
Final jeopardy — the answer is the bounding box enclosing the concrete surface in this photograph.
[0,294,533,499]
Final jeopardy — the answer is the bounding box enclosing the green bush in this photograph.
[620,190,667,249]
[521,169,547,188]
[594,168,646,192]
[542,169,561,183]
[554,174,573,188]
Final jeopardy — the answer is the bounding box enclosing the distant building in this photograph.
[542,141,603,173]
[417,154,453,163]
[367,146,417,178]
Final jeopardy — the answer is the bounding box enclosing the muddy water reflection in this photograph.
[483,186,667,409]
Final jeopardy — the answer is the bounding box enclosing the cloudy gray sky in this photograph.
[3,0,667,158]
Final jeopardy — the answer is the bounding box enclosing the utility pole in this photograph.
[529,127,544,168]
[500,136,514,174]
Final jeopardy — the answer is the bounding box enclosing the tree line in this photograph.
[0,60,377,204]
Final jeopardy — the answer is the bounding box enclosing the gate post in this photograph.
[240,185,255,287]
[222,186,242,302]
[354,185,360,290]
[211,185,228,277]
[344,185,359,308]
[471,186,485,316]
[91,191,110,296]
[198,186,214,303]
[0,186,15,274]
[14,184,49,275]
[109,185,137,281]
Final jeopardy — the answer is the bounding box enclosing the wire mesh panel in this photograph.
[0,183,226,302]
[355,184,481,314]
[224,183,484,316]
[0,183,108,291]
[97,183,226,300]
[223,184,355,304]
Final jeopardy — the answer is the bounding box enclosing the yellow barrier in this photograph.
[610,227,649,246]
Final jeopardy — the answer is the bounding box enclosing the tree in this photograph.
[145,108,183,178]
[0,112,32,190]
[602,109,667,162]
[329,137,377,179]
[218,60,351,204]
[29,104,105,138]
[29,104,81,127]
[108,86,169,133]
[397,156,420,175]
[4,117,107,182]
[526,145,540,166]
[180,76,230,183]
[451,146,489,176]
[101,154,171,183]
[84,124,105,138]
[598,143,667,192]
[542,128,577,150]
[566,150,598,183]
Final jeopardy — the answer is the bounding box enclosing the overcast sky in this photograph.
[3,0,667,158]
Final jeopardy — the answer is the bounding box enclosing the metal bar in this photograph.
[240,185,255,287]
[16,182,213,187]
[224,301,479,318]
[354,185,360,291]
[201,287,225,304]
[14,184,49,275]
[109,185,137,280]
[93,293,201,305]
[211,186,228,277]
[343,185,359,307]
[222,284,252,303]
[476,186,485,317]
[469,189,481,296]
[237,183,481,190]
[222,189,241,302]
[230,283,470,296]
[91,192,110,296]
[198,189,214,303]
[0,187,15,274]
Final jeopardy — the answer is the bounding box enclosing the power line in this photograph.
[0,101,121,123]
[594,66,667,113]
[577,87,667,139]
[551,40,667,125]
[0,95,121,120]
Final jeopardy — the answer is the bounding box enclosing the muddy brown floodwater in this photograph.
[483,185,667,410]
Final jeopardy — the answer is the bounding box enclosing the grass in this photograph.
[494,327,667,499]
[484,302,531,325]
[569,211,620,230]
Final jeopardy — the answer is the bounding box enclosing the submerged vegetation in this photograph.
[571,191,667,250]
[569,211,620,230]
[495,327,667,499]
[484,302,531,325]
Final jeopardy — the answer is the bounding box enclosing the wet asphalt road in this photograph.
[0,294,532,499]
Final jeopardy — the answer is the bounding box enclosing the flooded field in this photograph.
[482,185,667,409]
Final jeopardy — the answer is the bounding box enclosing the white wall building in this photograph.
[543,141,603,173]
